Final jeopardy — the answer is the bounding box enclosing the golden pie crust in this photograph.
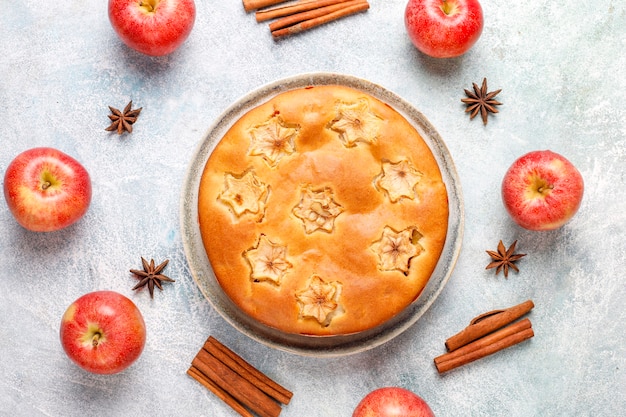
[198,85,448,336]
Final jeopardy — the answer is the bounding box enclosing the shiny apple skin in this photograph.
[3,147,92,232]
[108,0,196,56]
[353,387,435,417]
[405,0,484,58]
[60,291,147,375]
[501,150,584,231]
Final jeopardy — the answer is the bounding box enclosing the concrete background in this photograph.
[1,1,624,416]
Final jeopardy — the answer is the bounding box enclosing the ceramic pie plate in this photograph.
[180,73,464,357]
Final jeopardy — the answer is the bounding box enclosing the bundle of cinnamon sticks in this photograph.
[188,336,293,417]
[434,300,535,373]
[243,0,370,39]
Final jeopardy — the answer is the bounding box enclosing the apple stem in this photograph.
[440,0,457,16]
[41,181,51,190]
[442,0,449,14]
[92,332,101,348]
[537,184,554,194]
[139,0,159,13]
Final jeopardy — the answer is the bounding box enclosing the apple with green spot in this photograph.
[501,150,584,231]
[4,147,91,232]
[108,0,196,56]
[405,0,484,58]
[60,291,146,375]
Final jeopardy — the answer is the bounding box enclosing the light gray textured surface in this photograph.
[1,1,624,416]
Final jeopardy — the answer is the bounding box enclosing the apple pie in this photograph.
[197,84,448,336]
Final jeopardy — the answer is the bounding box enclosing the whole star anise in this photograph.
[486,240,526,278]
[105,101,142,134]
[461,78,502,125]
[130,257,175,298]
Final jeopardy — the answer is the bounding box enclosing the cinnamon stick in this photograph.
[434,319,534,373]
[269,0,365,31]
[256,0,354,22]
[271,0,369,38]
[204,336,293,405]
[435,318,532,365]
[445,299,534,352]
[187,366,254,417]
[192,349,283,417]
[243,0,290,12]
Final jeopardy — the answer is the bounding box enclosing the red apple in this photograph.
[405,0,484,58]
[60,290,147,375]
[353,387,435,417]
[108,0,196,57]
[501,150,584,231]
[4,147,92,232]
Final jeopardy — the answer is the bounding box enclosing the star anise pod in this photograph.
[130,257,175,298]
[461,78,502,125]
[105,101,142,134]
[486,240,526,278]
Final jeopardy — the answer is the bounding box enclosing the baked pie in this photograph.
[198,85,448,336]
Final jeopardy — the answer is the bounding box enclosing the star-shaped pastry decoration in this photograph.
[461,78,502,125]
[218,170,269,219]
[370,226,423,274]
[292,186,344,234]
[248,115,299,167]
[329,98,383,147]
[244,235,293,284]
[130,257,175,298]
[295,275,342,326]
[486,240,526,278]
[105,101,142,134]
[375,159,423,203]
